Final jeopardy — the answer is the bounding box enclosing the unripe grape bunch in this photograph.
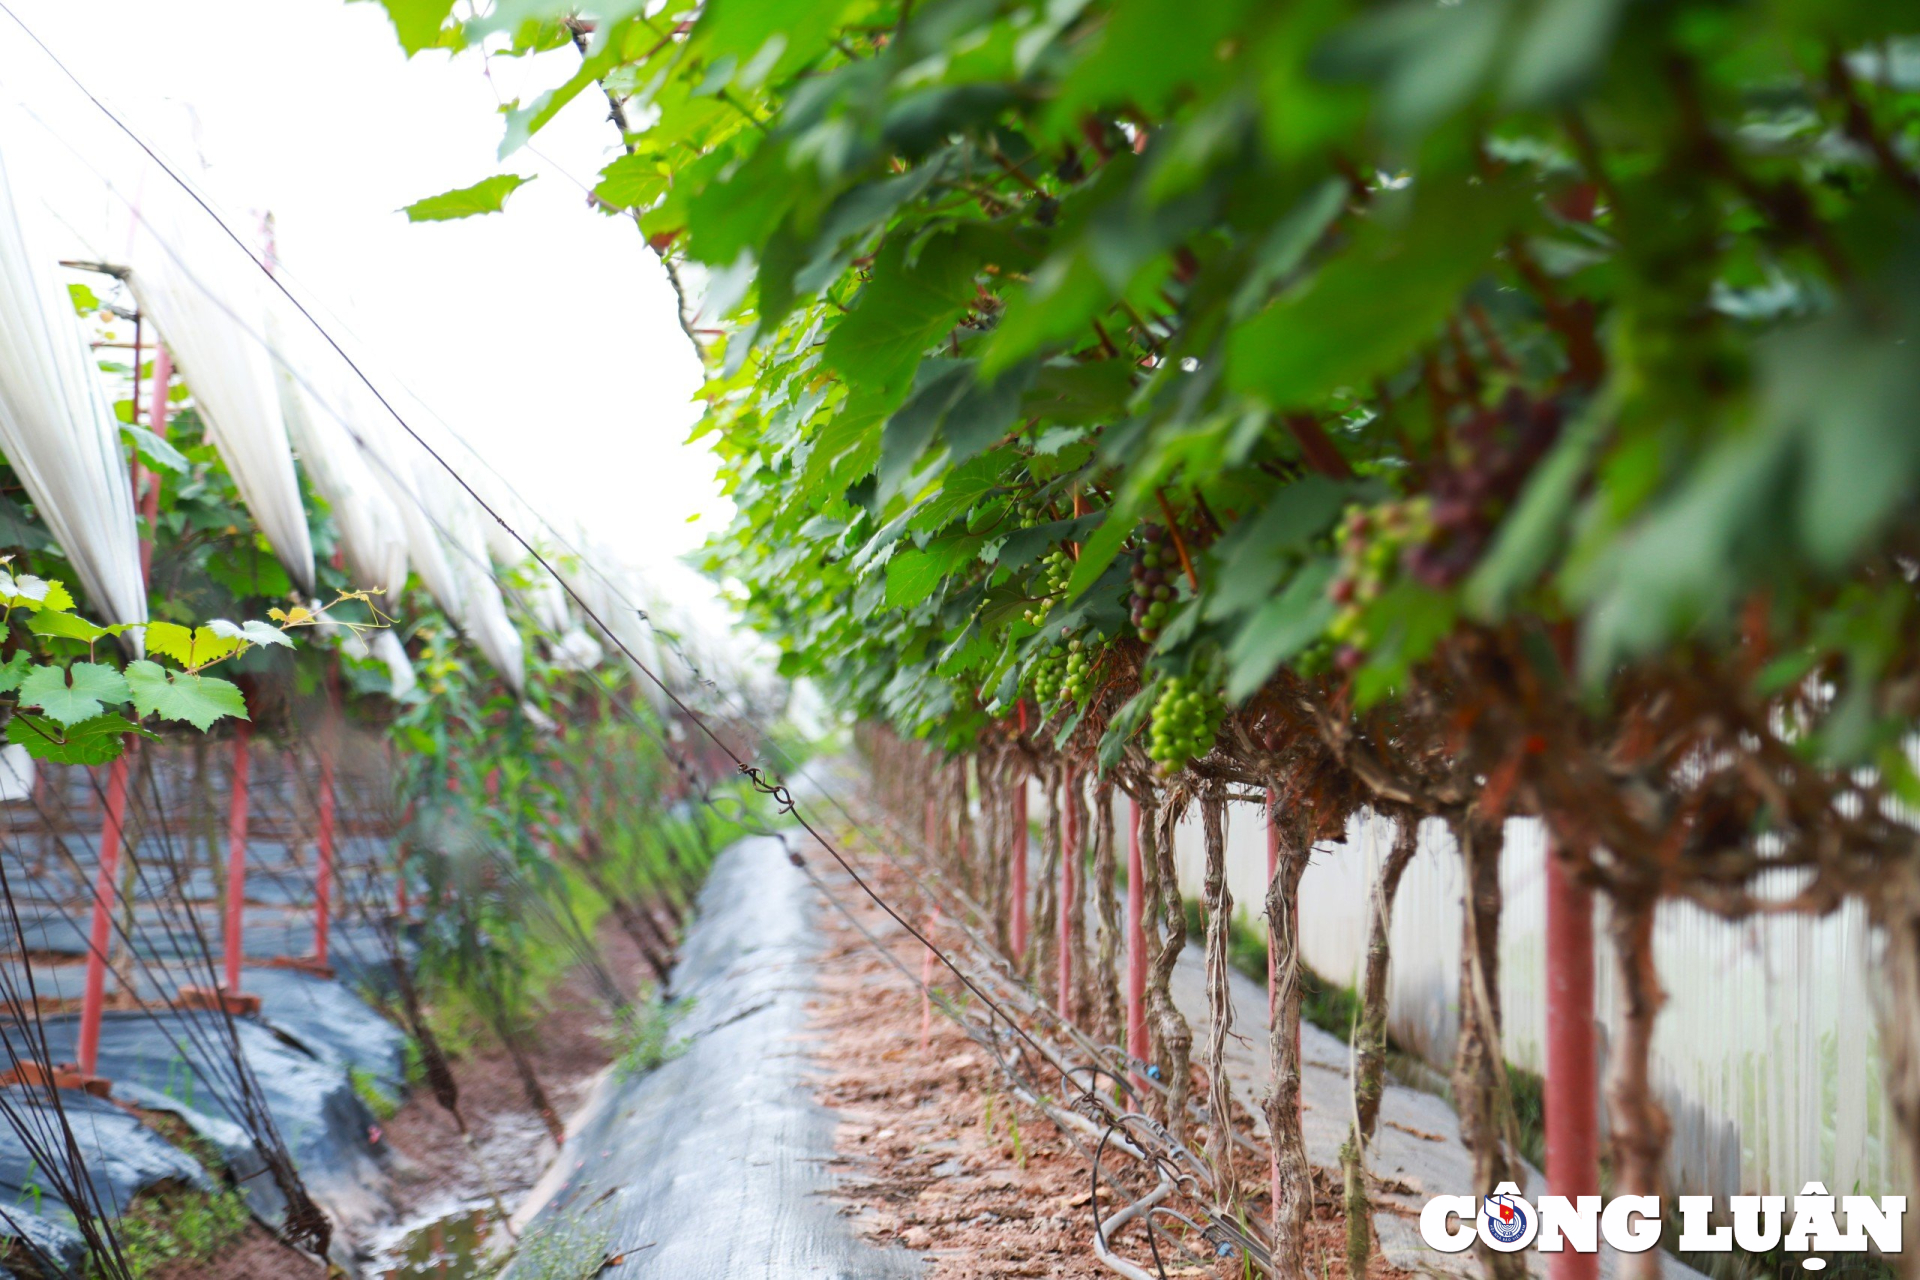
[1024,547,1076,627]
[1029,634,1100,711]
[1062,636,1095,703]
[1147,673,1225,772]
[1028,647,1068,705]
[1129,525,1178,643]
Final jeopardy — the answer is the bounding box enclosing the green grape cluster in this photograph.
[1326,498,1433,658]
[1029,647,1068,705]
[1147,674,1225,772]
[1024,547,1076,627]
[1129,526,1177,642]
[1062,637,1095,702]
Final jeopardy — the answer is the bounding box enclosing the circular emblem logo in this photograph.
[1478,1187,1536,1251]
[1484,1194,1528,1243]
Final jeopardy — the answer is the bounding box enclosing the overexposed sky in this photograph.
[0,0,727,616]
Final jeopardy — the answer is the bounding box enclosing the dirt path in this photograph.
[804,838,1413,1280]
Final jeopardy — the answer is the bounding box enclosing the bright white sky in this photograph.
[0,0,734,636]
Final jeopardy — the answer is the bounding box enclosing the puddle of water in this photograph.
[378,1205,503,1279]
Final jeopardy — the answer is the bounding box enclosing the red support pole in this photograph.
[313,723,337,972]
[137,349,171,581]
[76,344,170,1077]
[1125,797,1147,1089]
[1009,781,1028,962]
[223,722,252,995]
[1266,789,1279,1011]
[1057,768,1076,1021]
[1546,843,1599,1280]
[76,754,130,1078]
[1268,790,1282,1211]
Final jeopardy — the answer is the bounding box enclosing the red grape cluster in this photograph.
[1403,389,1562,589]
[1328,498,1433,651]
[1129,525,1178,642]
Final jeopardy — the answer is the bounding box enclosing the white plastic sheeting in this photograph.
[265,304,408,601]
[555,547,670,714]
[0,146,145,628]
[433,469,525,695]
[1157,800,1896,1201]
[122,169,314,593]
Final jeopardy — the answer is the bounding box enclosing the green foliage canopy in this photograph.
[400,0,1920,780]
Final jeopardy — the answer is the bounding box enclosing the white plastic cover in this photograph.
[122,168,315,593]
[371,629,417,700]
[558,547,668,714]
[0,146,146,628]
[434,471,525,694]
[265,304,408,602]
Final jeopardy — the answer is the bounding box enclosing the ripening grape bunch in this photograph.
[1326,498,1433,657]
[1129,525,1177,642]
[1147,673,1225,772]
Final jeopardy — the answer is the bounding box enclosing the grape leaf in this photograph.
[402,174,534,222]
[0,575,74,611]
[125,661,249,730]
[18,662,132,727]
[6,713,154,766]
[824,232,978,403]
[0,652,28,694]
[144,622,242,669]
[121,423,189,475]
[27,611,134,645]
[367,0,459,55]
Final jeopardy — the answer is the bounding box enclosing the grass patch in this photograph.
[507,1205,617,1280]
[607,998,691,1081]
[97,1185,250,1278]
[350,1065,401,1121]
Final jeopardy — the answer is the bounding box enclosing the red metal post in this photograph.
[76,344,170,1076]
[76,754,130,1077]
[137,349,171,581]
[1057,768,1076,1021]
[223,721,252,995]
[314,722,337,971]
[1266,789,1279,1009]
[1009,781,1028,961]
[1546,842,1599,1280]
[1125,797,1148,1089]
[1268,789,1281,1210]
